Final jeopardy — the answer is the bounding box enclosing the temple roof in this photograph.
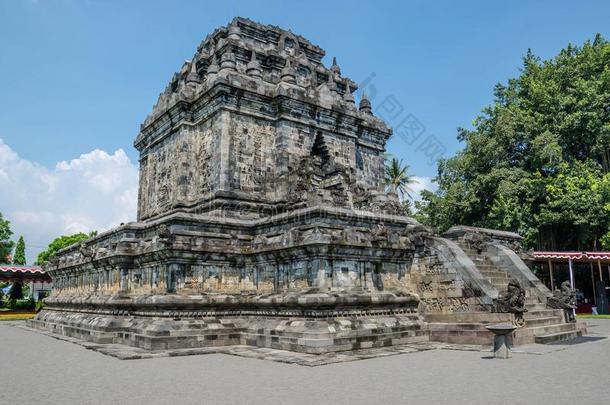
[140,17,377,131]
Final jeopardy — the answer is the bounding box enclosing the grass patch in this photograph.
[0,312,36,321]
[577,314,610,319]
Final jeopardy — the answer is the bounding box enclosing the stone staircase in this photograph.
[426,244,584,345]
[461,245,583,344]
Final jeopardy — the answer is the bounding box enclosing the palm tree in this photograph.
[384,157,415,200]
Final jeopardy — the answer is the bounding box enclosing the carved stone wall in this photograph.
[32,18,449,355]
[357,146,385,190]
[137,121,218,219]
[134,17,391,221]
[46,207,424,298]
[226,113,276,195]
[407,250,491,314]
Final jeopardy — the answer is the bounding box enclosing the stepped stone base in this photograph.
[426,312,512,345]
[28,291,428,355]
[534,329,583,344]
[28,312,427,355]
[425,310,586,346]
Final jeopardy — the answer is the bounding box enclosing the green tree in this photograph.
[537,162,610,250]
[385,157,416,200]
[418,35,610,250]
[36,231,97,265]
[9,281,24,301]
[13,236,26,265]
[0,212,15,264]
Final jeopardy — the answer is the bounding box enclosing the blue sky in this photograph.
[1,0,609,262]
[2,0,610,176]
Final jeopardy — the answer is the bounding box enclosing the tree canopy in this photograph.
[0,213,14,264]
[36,231,97,265]
[416,35,610,250]
[13,236,26,265]
[385,157,415,200]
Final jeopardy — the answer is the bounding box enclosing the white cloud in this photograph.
[0,138,138,264]
[409,176,437,202]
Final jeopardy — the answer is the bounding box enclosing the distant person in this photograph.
[576,289,584,303]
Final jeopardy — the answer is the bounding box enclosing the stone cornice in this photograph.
[135,79,390,152]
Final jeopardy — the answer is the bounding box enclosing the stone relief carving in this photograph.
[252,234,269,249]
[439,280,457,291]
[446,298,470,312]
[353,188,406,216]
[79,243,94,262]
[155,224,174,247]
[420,297,472,313]
[369,223,388,247]
[418,280,433,293]
[463,231,491,254]
[494,278,528,327]
[547,280,577,322]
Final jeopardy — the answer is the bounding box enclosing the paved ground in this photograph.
[1,320,609,405]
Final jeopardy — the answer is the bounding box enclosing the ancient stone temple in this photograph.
[29,17,584,354]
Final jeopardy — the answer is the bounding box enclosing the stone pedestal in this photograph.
[486,323,517,359]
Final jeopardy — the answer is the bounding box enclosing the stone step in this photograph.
[465,253,492,261]
[525,322,577,336]
[428,328,493,345]
[477,264,500,270]
[513,322,578,346]
[487,276,509,284]
[534,330,582,344]
[463,254,490,262]
[425,312,512,324]
[524,309,565,319]
[478,270,507,278]
[427,322,489,332]
[477,267,500,274]
[491,283,508,290]
[524,316,563,327]
[525,304,548,311]
[479,273,506,279]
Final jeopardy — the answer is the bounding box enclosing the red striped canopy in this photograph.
[0,266,51,282]
[584,252,610,260]
[533,251,610,263]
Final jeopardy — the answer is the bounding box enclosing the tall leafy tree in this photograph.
[13,236,26,265]
[0,212,15,264]
[9,282,24,301]
[417,35,610,250]
[36,231,97,265]
[385,157,416,200]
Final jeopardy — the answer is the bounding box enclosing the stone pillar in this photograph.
[119,267,129,292]
[372,262,384,291]
[217,110,231,191]
[493,334,511,359]
[167,264,180,293]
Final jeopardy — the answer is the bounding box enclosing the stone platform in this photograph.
[19,322,435,366]
[29,289,427,354]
